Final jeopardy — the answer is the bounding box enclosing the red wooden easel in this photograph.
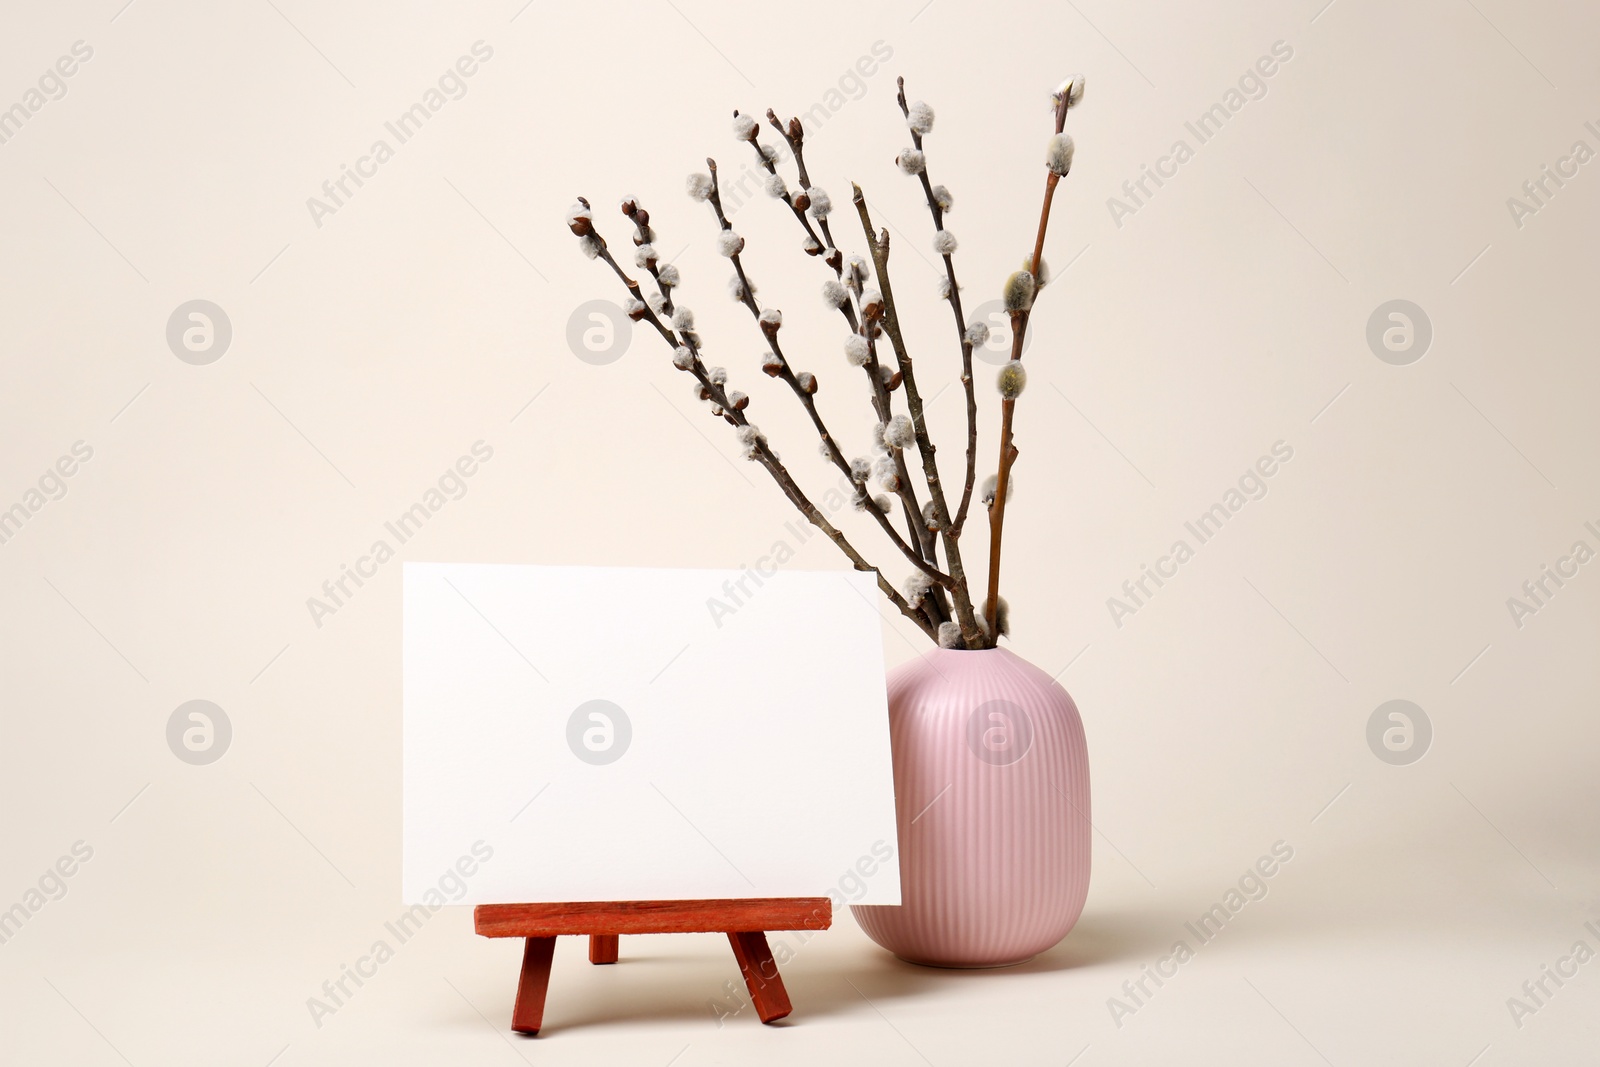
[473,897,832,1035]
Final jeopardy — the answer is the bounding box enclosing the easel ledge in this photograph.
[473,897,832,1034]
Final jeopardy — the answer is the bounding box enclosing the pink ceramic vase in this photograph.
[851,646,1091,967]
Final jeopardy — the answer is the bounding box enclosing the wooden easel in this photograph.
[473,897,832,1035]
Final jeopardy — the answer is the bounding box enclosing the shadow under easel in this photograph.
[506,909,1171,1035]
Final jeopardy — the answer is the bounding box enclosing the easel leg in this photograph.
[726,931,792,1024]
[511,936,557,1035]
[589,934,619,964]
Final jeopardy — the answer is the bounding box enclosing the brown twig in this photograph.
[895,78,980,539]
[738,120,953,626]
[699,165,952,598]
[577,204,940,641]
[983,90,1073,639]
[852,185,985,649]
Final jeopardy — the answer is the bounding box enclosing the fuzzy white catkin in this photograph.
[885,414,915,449]
[906,101,935,135]
[873,494,891,514]
[897,148,926,175]
[1056,73,1085,107]
[848,259,869,291]
[717,231,745,257]
[821,279,848,307]
[932,230,958,255]
[624,298,645,317]
[844,335,870,366]
[806,187,832,218]
[874,454,899,490]
[657,264,680,287]
[737,423,764,459]
[1046,132,1076,176]
[648,292,668,315]
[727,390,748,409]
[850,457,872,484]
[671,307,695,330]
[802,235,822,254]
[931,184,953,211]
[578,235,601,259]
[937,276,955,300]
[566,202,591,226]
[686,172,713,201]
[997,361,1028,399]
[759,308,782,329]
[672,346,695,370]
[922,500,941,531]
[764,174,787,199]
[1003,270,1036,312]
[732,112,758,139]
[763,352,784,375]
[980,473,1015,506]
[634,244,656,267]
[728,274,750,301]
[965,320,991,347]
[796,371,816,393]
[937,621,962,648]
[1026,255,1050,288]
[709,365,728,385]
[760,143,779,162]
[980,596,1011,638]
[903,570,933,605]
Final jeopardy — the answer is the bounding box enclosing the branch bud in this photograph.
[862,289,884,320]
[997,361,1028,400]
[1002,270,1036,312]
[566,202,593,237]
[937,622,963,649]
[1046,133,1076,176]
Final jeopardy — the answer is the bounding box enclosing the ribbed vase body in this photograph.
[851,647,1091,967]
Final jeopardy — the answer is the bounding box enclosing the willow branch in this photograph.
[577,205,938,641]
[984,90,1073,639]
[737,121,952,623]
[852,184,984,648]
[896,78,980,539]
[699,164,950,597]
[739,119,938,556]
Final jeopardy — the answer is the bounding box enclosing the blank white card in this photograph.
[402,563,901,905]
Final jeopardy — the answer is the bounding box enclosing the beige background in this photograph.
[2,0,1597,1063]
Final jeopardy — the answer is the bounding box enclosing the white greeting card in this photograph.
[402,562,901,905]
